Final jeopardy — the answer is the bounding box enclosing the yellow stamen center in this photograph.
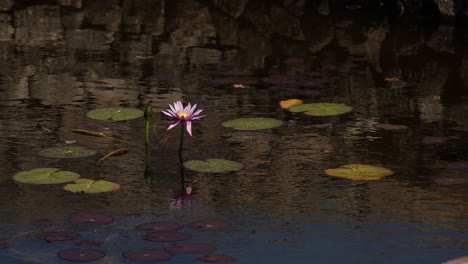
[178,111,190,118]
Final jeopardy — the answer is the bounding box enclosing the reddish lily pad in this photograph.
[86,107,144,121]
[184,159,243,173]
[165,243,216,254]
[36,231,80,242]
[446,162,468,170]
[63,179,121,194]
[289,103,353,116]
[375,123,408,131]
[443,256,468,264]
[58,249,106,262]
[32,219,54,226]
[122,249,172,262]
[325,164,394,181]
[135,222,184,232]
[187,220,232,231]
[74,241,102,247]
[38,146,96,159]
[13,168,80,185]
[144,232,192,242]
[422,136,448,145]
[434,177,468,185]
[0,242,12,249]
[197,254,237,262]
[69,213,115,225]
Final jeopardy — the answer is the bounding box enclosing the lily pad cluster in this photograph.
[2,213,235,263]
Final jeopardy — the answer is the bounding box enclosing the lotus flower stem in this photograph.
[144,102,153,179]
[178,124,185,190]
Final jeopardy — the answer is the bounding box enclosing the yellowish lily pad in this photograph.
[63,179,121,193]
[289,103,353,116]
[324,164,394,180]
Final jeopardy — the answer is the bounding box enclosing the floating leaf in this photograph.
[144,232,192,242]
[122,249,172,262]
[324,164,394,180]
[222,118,283,130]
[135,222,183,232]
[443,256,468,264]
[446,162,468,170]
[38,146,96,159]
[36,231,80,242]
[74,241,102,247]
[384,77,400,82]
[0,242,13,249]
[289,103,353,116]
[69,213,115,225]
[63,179,121,194]
[434,177,468,186]
[165,243,216,254]
[86,107,144,121]
[13,168,80,185]
[97,148,129,163]
[422,136,448,145]
[32,219,54,226]
[184,159,243,173]
[375,123,408,131]
[197,254,237,262]
[58,249,106,262]
[280,99,303,109]
[187,220,232,231]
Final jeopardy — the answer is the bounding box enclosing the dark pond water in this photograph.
[0,1,467,263]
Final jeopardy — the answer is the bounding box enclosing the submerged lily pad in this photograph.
[289,103,353,116]
[197,255,237,262]
[324,164,394,180]
[86,107,144,121]
[63,179,121,194]
[38,146,96,159]
[58,249,106,262]
[0,242,13,249]
[187,220,232,231]
[222,118,283,130]
[123,249,172,262]
[144,232,192,242]
[13,168,80,185]
[36,231,80,242]
[69,213,115,225]
[184,159,243,173]
[135,222,183,232]
[165,243,216,254]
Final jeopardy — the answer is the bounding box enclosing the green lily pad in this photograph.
[86,107,144,121]
[63,179,121,194]
[324,164,394,181]
[13,168,80,184]
[289,103,353,116]
[38,146,96,159]
[222,118,283,130]
[184,159,244,173]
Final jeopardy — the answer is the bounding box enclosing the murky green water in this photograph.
[0,1,467,263]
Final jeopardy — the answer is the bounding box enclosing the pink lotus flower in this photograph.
[162,101,204,136]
